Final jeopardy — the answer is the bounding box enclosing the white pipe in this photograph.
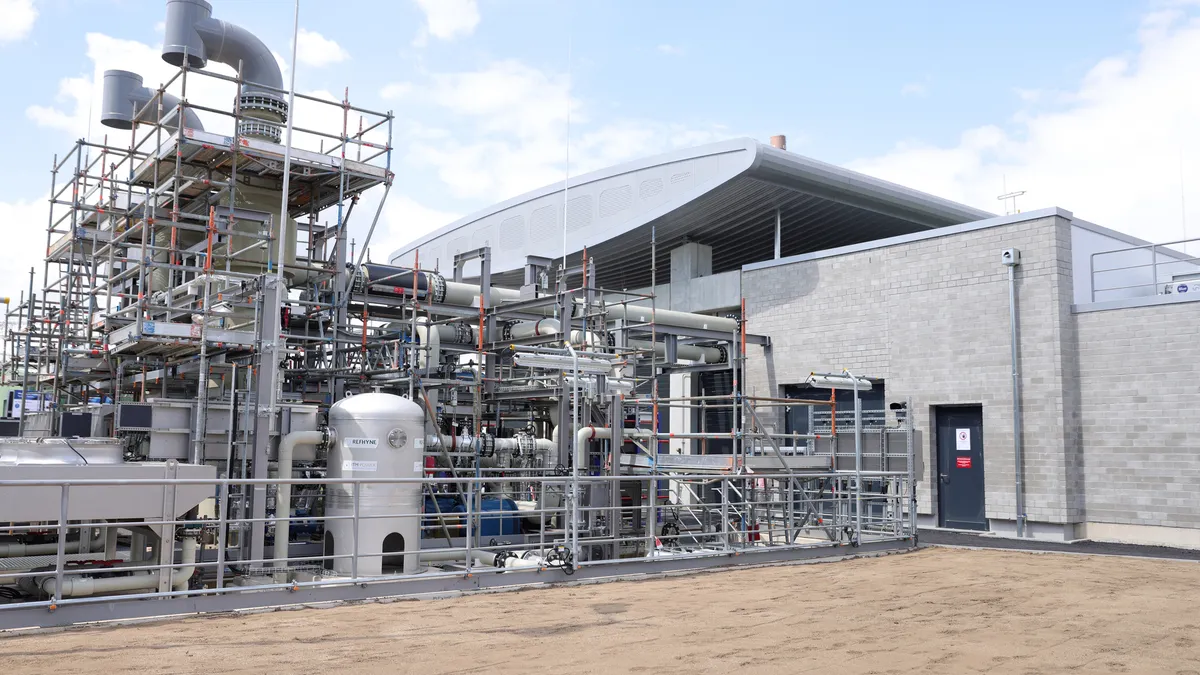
[508,319,604,348]
[551,425,615,469]
[509,319,724,363]
[41,536,198,598]
[414,316,439,369]
[275,429,326,567]
[419,549,497,566]
[440,281,737,333]
[426,434,555,455]
[0,530,104,558]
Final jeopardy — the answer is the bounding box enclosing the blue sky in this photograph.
[1,0,1198,296]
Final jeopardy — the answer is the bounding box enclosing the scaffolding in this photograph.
[0,29,917,630]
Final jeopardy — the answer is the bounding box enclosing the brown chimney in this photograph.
[770,134,786,151]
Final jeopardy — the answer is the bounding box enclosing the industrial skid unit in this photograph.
[0,0,917,629]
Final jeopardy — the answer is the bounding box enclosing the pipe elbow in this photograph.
[162,0,213,69]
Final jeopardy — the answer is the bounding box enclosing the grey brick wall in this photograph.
[743,215,1078,525]
[1075,302,1200,528]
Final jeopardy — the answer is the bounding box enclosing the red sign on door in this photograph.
[955,456,972,468]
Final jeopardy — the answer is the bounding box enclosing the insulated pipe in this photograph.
[508,319,725,363]
[507,319,604,349]
[361,264,737,333]
[274,429,327,567]
[41,536,198,598]
[100,69,205,131]
[0,530,104,558]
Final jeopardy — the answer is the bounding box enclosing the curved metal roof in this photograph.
[390,137,993,289]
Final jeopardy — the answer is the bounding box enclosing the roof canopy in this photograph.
[390,137,993,289]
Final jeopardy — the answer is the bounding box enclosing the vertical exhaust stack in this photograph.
[99,69,205,132]
[770,135,787,151]
[161,0,287,142]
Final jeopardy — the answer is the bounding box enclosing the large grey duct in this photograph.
[100,70,205,132]
[161,0,287,142]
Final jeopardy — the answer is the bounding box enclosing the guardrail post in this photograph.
[351,481,361,581]
[720,477,729,550]
[51,484,70,608]
[465,477,473,573]
[1151,244,1159,292]
[215,479,229,589]
[157,460,179,593]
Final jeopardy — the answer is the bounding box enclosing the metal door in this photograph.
[935,406,986,530]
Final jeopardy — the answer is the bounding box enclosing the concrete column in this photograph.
[669,242,713,311]
[774,208,781,260]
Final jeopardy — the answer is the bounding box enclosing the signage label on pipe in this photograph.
[955,429,970,451]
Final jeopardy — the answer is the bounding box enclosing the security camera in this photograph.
[1001,248,1021,266]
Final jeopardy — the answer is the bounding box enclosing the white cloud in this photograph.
[380,82,413,99]
[900,81,928,97]
[371,195,462,265]
[0,197,49,302]
[851,8,1200,245]
[0,0,36,44]
[412,0,480,44]
[295,28,348,67]
[400,59,731,205]
[657,44,685,56]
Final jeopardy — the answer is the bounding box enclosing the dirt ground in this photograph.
[2,547,1199,674]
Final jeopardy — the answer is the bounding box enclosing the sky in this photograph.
[0,0,1198,299]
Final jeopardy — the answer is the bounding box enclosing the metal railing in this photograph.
[0,467,917,627]
[1090,237,1200,302]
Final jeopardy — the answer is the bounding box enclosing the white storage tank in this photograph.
[325,392,425,576]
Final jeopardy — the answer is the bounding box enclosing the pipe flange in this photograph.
[480,433,496,458]
[426,272,447,304]
[516,433,535,458]
[351,265,368,295]
[715,345,729,364]
[501,322,516,341]
[239,92,289,123]
[238,119,281,143]
[453,322,473,345]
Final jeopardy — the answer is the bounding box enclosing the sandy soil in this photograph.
[2,547,1199,674]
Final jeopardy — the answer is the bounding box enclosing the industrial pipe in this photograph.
[274,429,328,567]
[100,69,205,131]
[0,530,104,558]
[426,434,556,457]
[161,0,287,141]
[508,319,725,363]
[551,425,614,469]
[356,264,738,333]
[163,0,282,92]
[40,535,198,598]
[419,549,497,567]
